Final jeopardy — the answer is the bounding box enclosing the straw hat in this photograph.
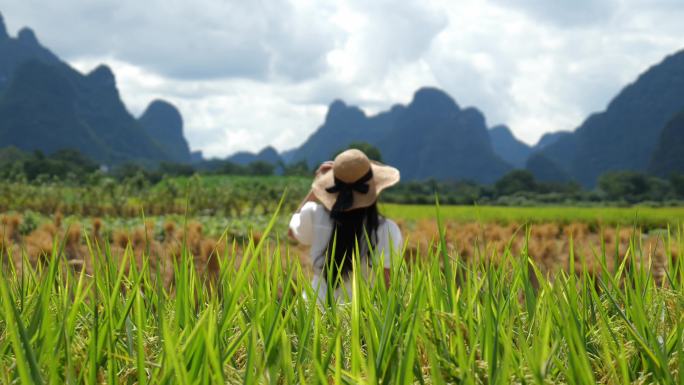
[312,149,400,213]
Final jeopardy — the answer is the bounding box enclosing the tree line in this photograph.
[0,146,682,205]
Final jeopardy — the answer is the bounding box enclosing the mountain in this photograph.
[0,14,191,164]
[0,58,169,164]
[525,153,571,183]
[648,109,684,176]
[291,87,512,183]
[534,131,571,150]
[291,99,394,167]
[227,146,282,165]
[0,13,5,40]
[0,18,61,92]
[0,60,110,160]
[190,150,204,163]
[138,100,191,163]
[279,148,298,163]
[539,49,684,186]
[488,125,532,168]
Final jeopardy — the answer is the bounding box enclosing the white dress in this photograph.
[289,202,403,303]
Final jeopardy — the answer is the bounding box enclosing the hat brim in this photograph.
[311,161,400,212]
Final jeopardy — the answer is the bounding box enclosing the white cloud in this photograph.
[489,0,621,27]
[2,0,338,80]
[2,0,683,154]
[421,0,684,143]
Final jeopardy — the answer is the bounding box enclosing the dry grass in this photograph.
[1,213,676,290]
[0,213,312,288]
[400,219,675,285]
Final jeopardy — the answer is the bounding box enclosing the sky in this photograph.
[1,0,683,158]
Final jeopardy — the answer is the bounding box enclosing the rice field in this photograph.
[0,201,683,383]
[381,203,684,228]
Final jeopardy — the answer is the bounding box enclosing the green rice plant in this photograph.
[381,203,684,228]
[0,208,682,384]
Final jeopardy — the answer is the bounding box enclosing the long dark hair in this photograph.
[325,203,380,283]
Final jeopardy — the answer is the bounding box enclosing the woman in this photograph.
[289,149,403,303]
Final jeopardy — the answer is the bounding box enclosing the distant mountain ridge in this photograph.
[0,13,61,92]
[0,13,5,40]
[227,146,282,165]
[290,87,512,183]
[0,13,192,164]
[139,100,192,163]
[525,153,571,183]
[488,125,532,168]
[537,49,684,186]
[649,109,684,177]
[534,131,571,150]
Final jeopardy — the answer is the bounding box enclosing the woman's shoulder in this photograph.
[299,201,319,212]
[377,217,402,249]
[379,217,401,234]
[300,201,326,214]
[298,201,331,221]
